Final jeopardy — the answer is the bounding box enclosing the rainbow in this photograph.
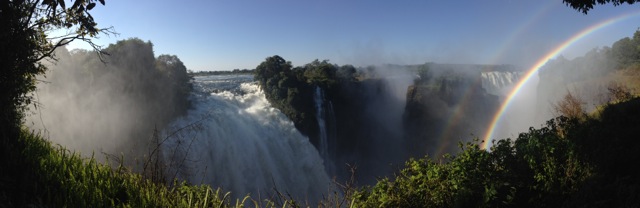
[431,2,555,156]
[432,72,483,157]
[482,11,640,150]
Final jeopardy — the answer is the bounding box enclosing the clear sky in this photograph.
[63,0,640,71]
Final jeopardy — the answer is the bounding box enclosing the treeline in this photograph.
[540,29,640,85]
[542,29,640,77]
[191,69,254,76]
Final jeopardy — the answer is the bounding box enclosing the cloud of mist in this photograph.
[336,41,531,158]
[534,45,625,125]
[324,63,417,184]
[492,73,540,141]
[28,40,190,170]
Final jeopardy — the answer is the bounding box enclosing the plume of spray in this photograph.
[331,57,417,183]
[27,39,190,171]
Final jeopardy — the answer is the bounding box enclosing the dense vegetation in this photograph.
[254,56,357,144]
[563,0,640,14]
[4,129,238,207]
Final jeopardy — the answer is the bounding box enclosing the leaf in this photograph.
[76,5,84,14]
[99,0,105,5]
[86,2,96,10]
[71,0,82,9]
[57,0,66,8]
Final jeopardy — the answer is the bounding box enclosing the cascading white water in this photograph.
[313,86,335,176]
[481,71,520,96]
[314,86,329,163]
[163,75,330,201]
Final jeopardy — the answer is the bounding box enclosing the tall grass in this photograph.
[16,129,252,207]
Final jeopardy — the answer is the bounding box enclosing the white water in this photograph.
[313,86,336,176]
[314,87,329,163]
[163,75,330,201]
[481,71,520,96]
[481,70,539,142]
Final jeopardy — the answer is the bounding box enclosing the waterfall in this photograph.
[313,86,336,176]
[163,75,330,202]
[481,71,520,96]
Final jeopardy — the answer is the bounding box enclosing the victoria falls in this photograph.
[3,0,640,207]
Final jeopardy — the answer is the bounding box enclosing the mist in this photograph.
[337,64,416,183]
[490,72,540,142]
[27,39,190,170]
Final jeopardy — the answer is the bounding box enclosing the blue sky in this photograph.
[63,0,640,71]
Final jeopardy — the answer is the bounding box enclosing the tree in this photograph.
[563,0,639,14]
[302,59,337,86]
[0,0,111,169]
[254,55,292,88]
[0,0,111,204]
[336,64,357,81]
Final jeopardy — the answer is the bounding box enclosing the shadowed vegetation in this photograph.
[353,96,640,207]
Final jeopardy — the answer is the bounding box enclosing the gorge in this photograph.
[253,57,523,184]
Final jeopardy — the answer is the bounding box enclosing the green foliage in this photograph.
[563,0,640,14]
[58,38,192,119]
[352,142,497,208]
[0,0,109,136]
[9,129,246,207]
[303,59,338,86]
[255,56,298,113]
[336,64,357,82]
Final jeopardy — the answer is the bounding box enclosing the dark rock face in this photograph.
[403,76,499,158]
[327,79,408,184]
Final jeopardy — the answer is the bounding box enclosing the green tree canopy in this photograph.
[303,59,338,86]
[0,0,111,139]
[563,0,639,14]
